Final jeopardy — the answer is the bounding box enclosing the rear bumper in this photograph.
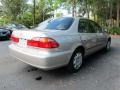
[9,44,73,70]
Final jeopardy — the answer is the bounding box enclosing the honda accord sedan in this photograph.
[9,17,111,73]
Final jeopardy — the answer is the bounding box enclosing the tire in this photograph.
[67,49,83,73]
[104,40,111,51]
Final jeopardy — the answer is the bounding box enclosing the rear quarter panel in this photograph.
[47,31,82,53]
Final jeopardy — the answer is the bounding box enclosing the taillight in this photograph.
[27,37,59,48]
[11,35,19,43]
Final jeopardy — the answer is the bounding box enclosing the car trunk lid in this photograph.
[11,29,64,48]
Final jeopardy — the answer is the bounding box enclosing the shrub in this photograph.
[17,12,51,28]
[109,27,120,35]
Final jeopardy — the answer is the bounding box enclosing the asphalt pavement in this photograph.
[0,38,120,90]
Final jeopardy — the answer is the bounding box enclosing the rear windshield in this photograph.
[46,17,74,30]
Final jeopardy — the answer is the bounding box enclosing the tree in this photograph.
[109,0,113,28]
[1,0,27,21]
[116,0,120,27]
[67,0,77,17]
[33,0,36,26]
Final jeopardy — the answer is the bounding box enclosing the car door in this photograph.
[91,21,108,48]
[78,19,98,55]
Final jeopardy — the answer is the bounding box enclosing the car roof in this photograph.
[75,17,91,20]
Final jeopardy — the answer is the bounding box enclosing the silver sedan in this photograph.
[9,17,111,73]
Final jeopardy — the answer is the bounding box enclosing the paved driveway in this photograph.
[0,38,120,90]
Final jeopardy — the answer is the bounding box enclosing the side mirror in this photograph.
[102,28,108,33]
[30,26,34,29]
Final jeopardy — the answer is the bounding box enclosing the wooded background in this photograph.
[0,0,120,34]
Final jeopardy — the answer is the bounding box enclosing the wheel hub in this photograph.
[73,53,82,70]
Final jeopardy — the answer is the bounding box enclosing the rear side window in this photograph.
[78,21,88,33]
[78,20,95,33]
[46,17,74,30]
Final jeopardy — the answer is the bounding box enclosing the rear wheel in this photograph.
[67,49,83,73]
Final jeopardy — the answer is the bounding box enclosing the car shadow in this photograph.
[23,47,114,81]
[0,38,10,41]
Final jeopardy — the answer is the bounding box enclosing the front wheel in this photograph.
[104,40,111,51]
[67,50,83,73]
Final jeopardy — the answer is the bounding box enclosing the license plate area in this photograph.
[18,38,27,47]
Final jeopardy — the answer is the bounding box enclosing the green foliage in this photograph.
[0,16,11,26]
[1,0,27,21]
[56,13,63,17]
[16,0,52,28]
[0,0,120,28]
[17,12,33,28]
[109,27,120,35]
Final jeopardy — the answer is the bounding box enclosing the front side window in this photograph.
[46,17,74,30]
[90,21,102,33]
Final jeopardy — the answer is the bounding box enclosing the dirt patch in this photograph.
[110,35,120,38]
